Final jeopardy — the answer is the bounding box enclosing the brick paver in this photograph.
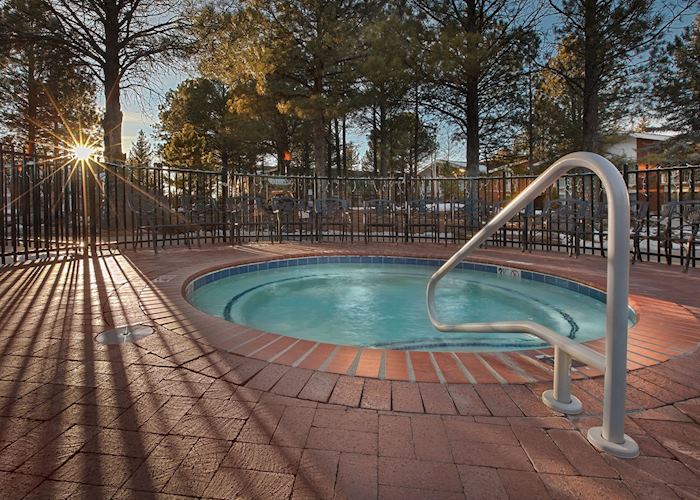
[0,243,699,499]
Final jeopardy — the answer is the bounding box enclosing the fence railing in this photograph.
[1,146,698,268]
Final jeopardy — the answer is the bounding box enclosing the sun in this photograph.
[72,144,94,161]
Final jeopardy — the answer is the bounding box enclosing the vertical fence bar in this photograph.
[29,153,39,259]
[1,146,5,265]
[20,151,29,261]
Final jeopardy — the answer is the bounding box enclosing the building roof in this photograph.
[628,132,675,142]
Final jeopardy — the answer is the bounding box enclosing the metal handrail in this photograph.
[426,152,639,458]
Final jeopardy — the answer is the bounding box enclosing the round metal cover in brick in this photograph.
[96,325,154,344]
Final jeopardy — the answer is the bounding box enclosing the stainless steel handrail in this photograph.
[426,152,639,458]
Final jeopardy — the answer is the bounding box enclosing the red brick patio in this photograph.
[0,243,698,499]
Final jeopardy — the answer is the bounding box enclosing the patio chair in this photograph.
[539,198,591,257]
[675,201,700,272]
[443,198,488,244]
[519,202,537,252]
[650,200,700,272]
[197,195,222,231]
[363,199,399,243]
[181,194,223,245]
[227,195,276,244]
[485,200,510,247]
[127,192,194,253]
[314,197,353,242]
[406,198,440,243]
[272,195,312,241]
[594,200,649,263]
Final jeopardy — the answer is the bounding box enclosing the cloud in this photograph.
[122,110,156,125]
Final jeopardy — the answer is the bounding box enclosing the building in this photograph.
[605,132,676,164]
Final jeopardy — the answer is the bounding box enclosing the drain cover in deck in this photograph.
[96,325,154,344]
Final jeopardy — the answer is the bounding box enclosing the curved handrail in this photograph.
[426,152,638,458]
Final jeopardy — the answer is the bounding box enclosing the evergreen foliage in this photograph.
[547,0,688,153]
[158,78,263,172]
[3,0,191,161]
[128,130,153,168]
[0,0,98,155]
[0,0,697,170]
[653,15,700,135]
[414,0,540,174]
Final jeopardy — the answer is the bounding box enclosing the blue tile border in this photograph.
[186,255,637,323]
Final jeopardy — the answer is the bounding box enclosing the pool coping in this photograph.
[138,247,700,384]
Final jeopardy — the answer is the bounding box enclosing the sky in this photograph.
[122,110,158,150]
[117,4,699,163]
[119,73,187,152]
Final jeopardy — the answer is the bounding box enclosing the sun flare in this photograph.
[72,144,94,161]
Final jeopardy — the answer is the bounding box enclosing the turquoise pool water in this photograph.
[188,260,619,352]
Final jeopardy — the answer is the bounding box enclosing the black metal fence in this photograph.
[2,145,698,269]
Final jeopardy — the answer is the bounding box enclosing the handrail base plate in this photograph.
[587,427,639,459]
[542,390,583,415]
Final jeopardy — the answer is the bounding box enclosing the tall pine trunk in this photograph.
[326,122,333,180]
[582,0,601,153]
[102,69,123,163]
[334,118,341,178]
[464,0,481,178]
[102,2,123,163]
[372,107,378,175]
[341,117,346,176]
[413,85,419,177]
[527,68,534,173]
[302,139,311,175]
[465,75,480,177]
[312,110,328,197]
[276,134,288,174]
[276,145,285,173]
[379,102,387,176]
[26,46,38,157]
[311,70,328,179]
[220,150,229,213]
[273,116,290,174]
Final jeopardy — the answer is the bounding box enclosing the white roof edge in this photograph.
[629,132,677,141]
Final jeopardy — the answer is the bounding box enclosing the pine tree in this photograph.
[642,14,700,164]
[161,123,207,170]
[158,78,263,173]
[414,0,539,175]
[6,0,191,162]
[653,14,700,135]
[526,38,586,165]
[548,0,692,153]
[194,0,370,177]
[128,130,152,167]
[357,7,420,177]
[0,0,98,155]
[195,7,294,172]
[360,114,437,175]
